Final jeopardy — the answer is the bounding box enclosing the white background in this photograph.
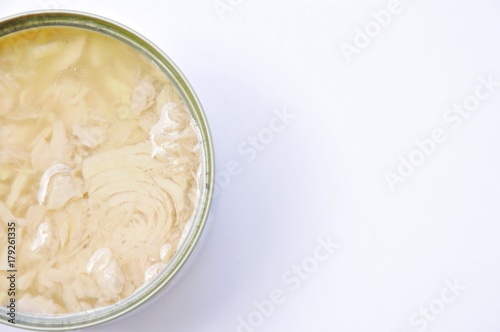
[2,0,500,331]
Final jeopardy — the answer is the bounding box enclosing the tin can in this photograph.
[0,10,214,330]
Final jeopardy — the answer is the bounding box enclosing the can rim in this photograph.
[0,10,214,331]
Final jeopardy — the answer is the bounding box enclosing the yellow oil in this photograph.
[0,27,199,314]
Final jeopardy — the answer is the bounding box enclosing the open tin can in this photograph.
[0,10,214,330]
